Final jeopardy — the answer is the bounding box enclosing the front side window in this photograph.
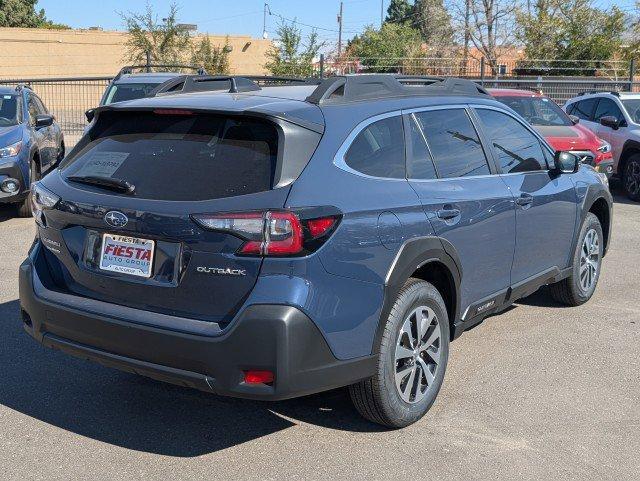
[33,95,48,114]
[344,115,405,179]
[594,98,624,123]
[571,98,597,121]
[412,109,490,178]
[27,94,39,126]
[475,109,547,174]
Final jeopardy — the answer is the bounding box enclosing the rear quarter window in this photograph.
[61,112,280,201]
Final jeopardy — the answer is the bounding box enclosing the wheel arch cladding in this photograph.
[373,236,462,353]
[620,139,640,173]
[588,196,611,254]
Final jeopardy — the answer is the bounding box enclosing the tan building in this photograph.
[0,27,272,79]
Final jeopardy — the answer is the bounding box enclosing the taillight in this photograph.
[191,210,339,257]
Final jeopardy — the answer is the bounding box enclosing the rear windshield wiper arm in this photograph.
[66,175,136,195]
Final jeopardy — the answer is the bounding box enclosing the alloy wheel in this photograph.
[579,228,600,293]
[394,306,441,404]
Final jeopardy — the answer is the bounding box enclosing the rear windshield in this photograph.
[61,112,279,201]
[103,83,161,104]
[494,96,572,127]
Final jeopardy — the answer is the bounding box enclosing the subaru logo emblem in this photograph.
[104,211,128,228]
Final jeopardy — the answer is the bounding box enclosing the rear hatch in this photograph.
[37,108,321,326]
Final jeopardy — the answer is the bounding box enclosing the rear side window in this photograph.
[344,116,405,178]
[104,83,161,104]
[62,112,279,201]
[475,109,547,173]
[571,98,597,120]
[407,114,437,180]
[413,109,490,178]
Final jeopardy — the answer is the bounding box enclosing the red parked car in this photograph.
[489,89,613,176]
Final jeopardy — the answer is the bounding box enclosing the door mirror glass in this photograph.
[34,114,54,128]
[553,151,580,174]
[569,115,580,125]
[600,115,620,130]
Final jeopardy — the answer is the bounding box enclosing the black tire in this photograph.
[549,213,603,306]
[349,278,450,428]
[622,155,640,202]
[16,159,39,218]
[56,141,65,164]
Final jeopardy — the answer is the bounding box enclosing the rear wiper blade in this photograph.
[67,175,135,195]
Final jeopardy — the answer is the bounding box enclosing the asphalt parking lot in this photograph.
[0,186,638,481]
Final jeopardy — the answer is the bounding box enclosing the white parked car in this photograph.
[564,91,640,201]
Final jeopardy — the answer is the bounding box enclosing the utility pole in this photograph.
[337,1,343,57]
[262,3,271,39]
[380,0,384,27]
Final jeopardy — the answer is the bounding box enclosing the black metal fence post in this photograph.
[319,54,324,79]
[480,57,485,86]
[629,59,636,92]
[145,51,151,72]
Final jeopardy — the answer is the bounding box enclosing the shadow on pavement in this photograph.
[0,299,383,457]
[0,205,17,222]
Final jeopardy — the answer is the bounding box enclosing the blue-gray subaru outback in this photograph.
[19,75,612,427]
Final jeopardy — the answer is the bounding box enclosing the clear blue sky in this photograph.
[38,0,637,46]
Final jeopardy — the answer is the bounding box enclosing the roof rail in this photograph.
[243,76,323,87]
[14,83,33,92]
[150,75,262,97]
[577,90,620,97]
[113,64,207,81]
[305,74,490,104]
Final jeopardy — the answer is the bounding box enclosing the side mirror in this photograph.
[600,115,620,130]
[85,109,95,123]
[35,114,54,128]
[552,151,580,174]
[569,115,580,125]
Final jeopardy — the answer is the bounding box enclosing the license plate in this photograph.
[99,233,155,278]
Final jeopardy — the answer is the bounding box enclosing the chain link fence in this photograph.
[0,77,111,147]
[1,57,638,145]
[317,56,638,104]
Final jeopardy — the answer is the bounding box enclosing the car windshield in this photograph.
[0,94,19,126]
[103,82,162,105]
[622,99,640,123]
[494,95,573,127]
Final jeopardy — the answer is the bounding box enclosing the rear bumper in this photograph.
[0,159,28,203]
[19,245,376,400]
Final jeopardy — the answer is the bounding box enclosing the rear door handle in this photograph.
[437,208,461,220]
[515,194,534,207]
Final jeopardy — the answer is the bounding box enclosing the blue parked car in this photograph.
[0,85,64,217]
[20,75,612,427]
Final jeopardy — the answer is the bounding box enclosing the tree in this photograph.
[191,35,231,74]
[386,0,413,23]
[265,20,324,77]
[454,0,520,75]
[412,0,454,55]
[516,0,625,75]
[0,0,67,28]
[348,22,423,73]
[121,2,191,65]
